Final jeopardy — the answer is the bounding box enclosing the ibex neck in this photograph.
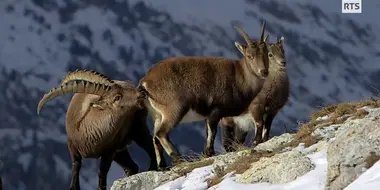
[237,59,262,85]
[268,65,287,76]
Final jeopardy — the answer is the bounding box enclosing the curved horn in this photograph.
[37,81,113,115]
[260,21,266,42]
[59,69,114,86]
[233,25,254,47]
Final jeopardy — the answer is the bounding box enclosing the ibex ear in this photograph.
[279,36,284,44]
[235,42,246,55]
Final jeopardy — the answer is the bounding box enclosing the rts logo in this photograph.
[342,0,362,13]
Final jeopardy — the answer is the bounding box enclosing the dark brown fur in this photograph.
[66,80,166,190]
[220,37,289,151]
[38,75,166,190]
[138,23,269,166]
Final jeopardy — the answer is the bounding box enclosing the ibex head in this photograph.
[233,21,269,79]
[37,70,143,116]
[95,80,144,114]
[268,36,286,67]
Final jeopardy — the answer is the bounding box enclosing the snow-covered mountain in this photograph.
[0,0,379,189]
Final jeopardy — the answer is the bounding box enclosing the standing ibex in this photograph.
[220,36,289,152]
[37,70,165,190]
[138,22,269,166]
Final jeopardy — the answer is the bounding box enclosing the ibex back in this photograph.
[138,22,270,166]
[37,70,165,190]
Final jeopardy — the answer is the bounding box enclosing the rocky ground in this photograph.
[110,99,380,190]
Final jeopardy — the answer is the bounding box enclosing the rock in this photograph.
[110,171,180,190]
[312,124,341,140]
[235,150,314,184]
[254,133,295,152]
[110,105,380,190]
[212,149,252,170]
[326,108,380,190]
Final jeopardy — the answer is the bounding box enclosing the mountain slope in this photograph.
[0,0,379,189]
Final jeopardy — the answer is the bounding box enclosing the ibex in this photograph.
[37,70,165,190]
[137,22,270,166]
[220,36,289,152]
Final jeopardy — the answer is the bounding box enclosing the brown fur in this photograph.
[66,80,166,190]
[65,81,139,158]
[220,37,289,151]
[138,24,269,166]
[38,76,165,190]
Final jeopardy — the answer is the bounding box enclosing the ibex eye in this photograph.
[114,95,121,101]
[268,53,273,58]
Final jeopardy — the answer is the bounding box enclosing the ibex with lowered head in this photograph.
[37,70,165,190]
[220,36,289,151]
[138,22,270,166]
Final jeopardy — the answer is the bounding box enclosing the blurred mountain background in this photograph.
[0,0,379,189]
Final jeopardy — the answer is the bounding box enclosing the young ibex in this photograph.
[220,36,289,152]
[37,70,165,190]
[138,22,270,166]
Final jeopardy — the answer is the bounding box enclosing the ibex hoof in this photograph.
[157,166,170,171]
[172,156,184,166]
[203,150,215,157]
[125,170,138,177]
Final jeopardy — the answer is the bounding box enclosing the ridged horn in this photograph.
[233,25,254,47]
[37,81,113,115]
[260,21,266,42]
[59,69,114,86]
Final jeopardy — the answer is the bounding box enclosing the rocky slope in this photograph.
[0,0,380,189]
[111,100,380,190]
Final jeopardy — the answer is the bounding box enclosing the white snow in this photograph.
[155,149,380,190]
[345,161,380,189]
[155,165,215,190]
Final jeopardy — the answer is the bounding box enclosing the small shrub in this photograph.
[206,165,225,188]
[311,105,337,121]
[352,109,369,120]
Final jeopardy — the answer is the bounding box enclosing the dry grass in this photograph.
[222,138,251,153]
[172,153,214,176]
[206,151,275,187]
[275,99,379,151]
[352,109,369,120]
[312,99,380,123]
[365,152,380,169]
